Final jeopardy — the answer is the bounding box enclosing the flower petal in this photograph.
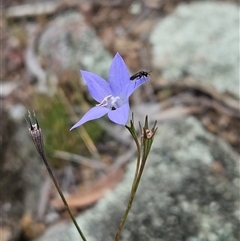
[108,53,131,96]
[70,106,109,130]
[108,102,130,125]
[126,76,150,97]
[81,70,111,103]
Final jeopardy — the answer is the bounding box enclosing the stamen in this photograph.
[96,95,112,107]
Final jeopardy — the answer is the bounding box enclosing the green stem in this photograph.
[113,116,157,241]
[114,126,142,241]
[131,136,141,193]
[40,152,87,241]
[132,156,147,197]
[114,151,141,241]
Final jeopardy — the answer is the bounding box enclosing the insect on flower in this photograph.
[130,70,151,81]
[70,53,150,130]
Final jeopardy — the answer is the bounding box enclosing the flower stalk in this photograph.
[114,115,158,241]
[26,111,87,241]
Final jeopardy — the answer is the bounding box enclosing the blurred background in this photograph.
[1,0,239,240]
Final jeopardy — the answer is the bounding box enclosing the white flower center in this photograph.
[110,96,120,107]
[96,95,122,110]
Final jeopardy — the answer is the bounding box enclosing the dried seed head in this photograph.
[26,111,44,157]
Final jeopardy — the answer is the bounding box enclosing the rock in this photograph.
[38,11,112,80]
[35,116,239,241]
[1,107,45,241]
[0,81,19,98]
[150,2,239,97]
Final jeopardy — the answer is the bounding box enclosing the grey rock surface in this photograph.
[150,2,239,97]
[38,11,112,80]
[1,107,45,240]
[36,116,239,241]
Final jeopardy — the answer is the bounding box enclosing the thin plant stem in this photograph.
[125,120,141,192]
[130,134,141,193]
[132,157,147,197]
[114,125,142,241]
[27,111,87,241]
[114,116,157,241]
[114,150,141,241]
[114,152,148,241]
[40,152,87,241]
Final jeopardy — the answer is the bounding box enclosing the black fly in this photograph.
[130,70,151,81]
